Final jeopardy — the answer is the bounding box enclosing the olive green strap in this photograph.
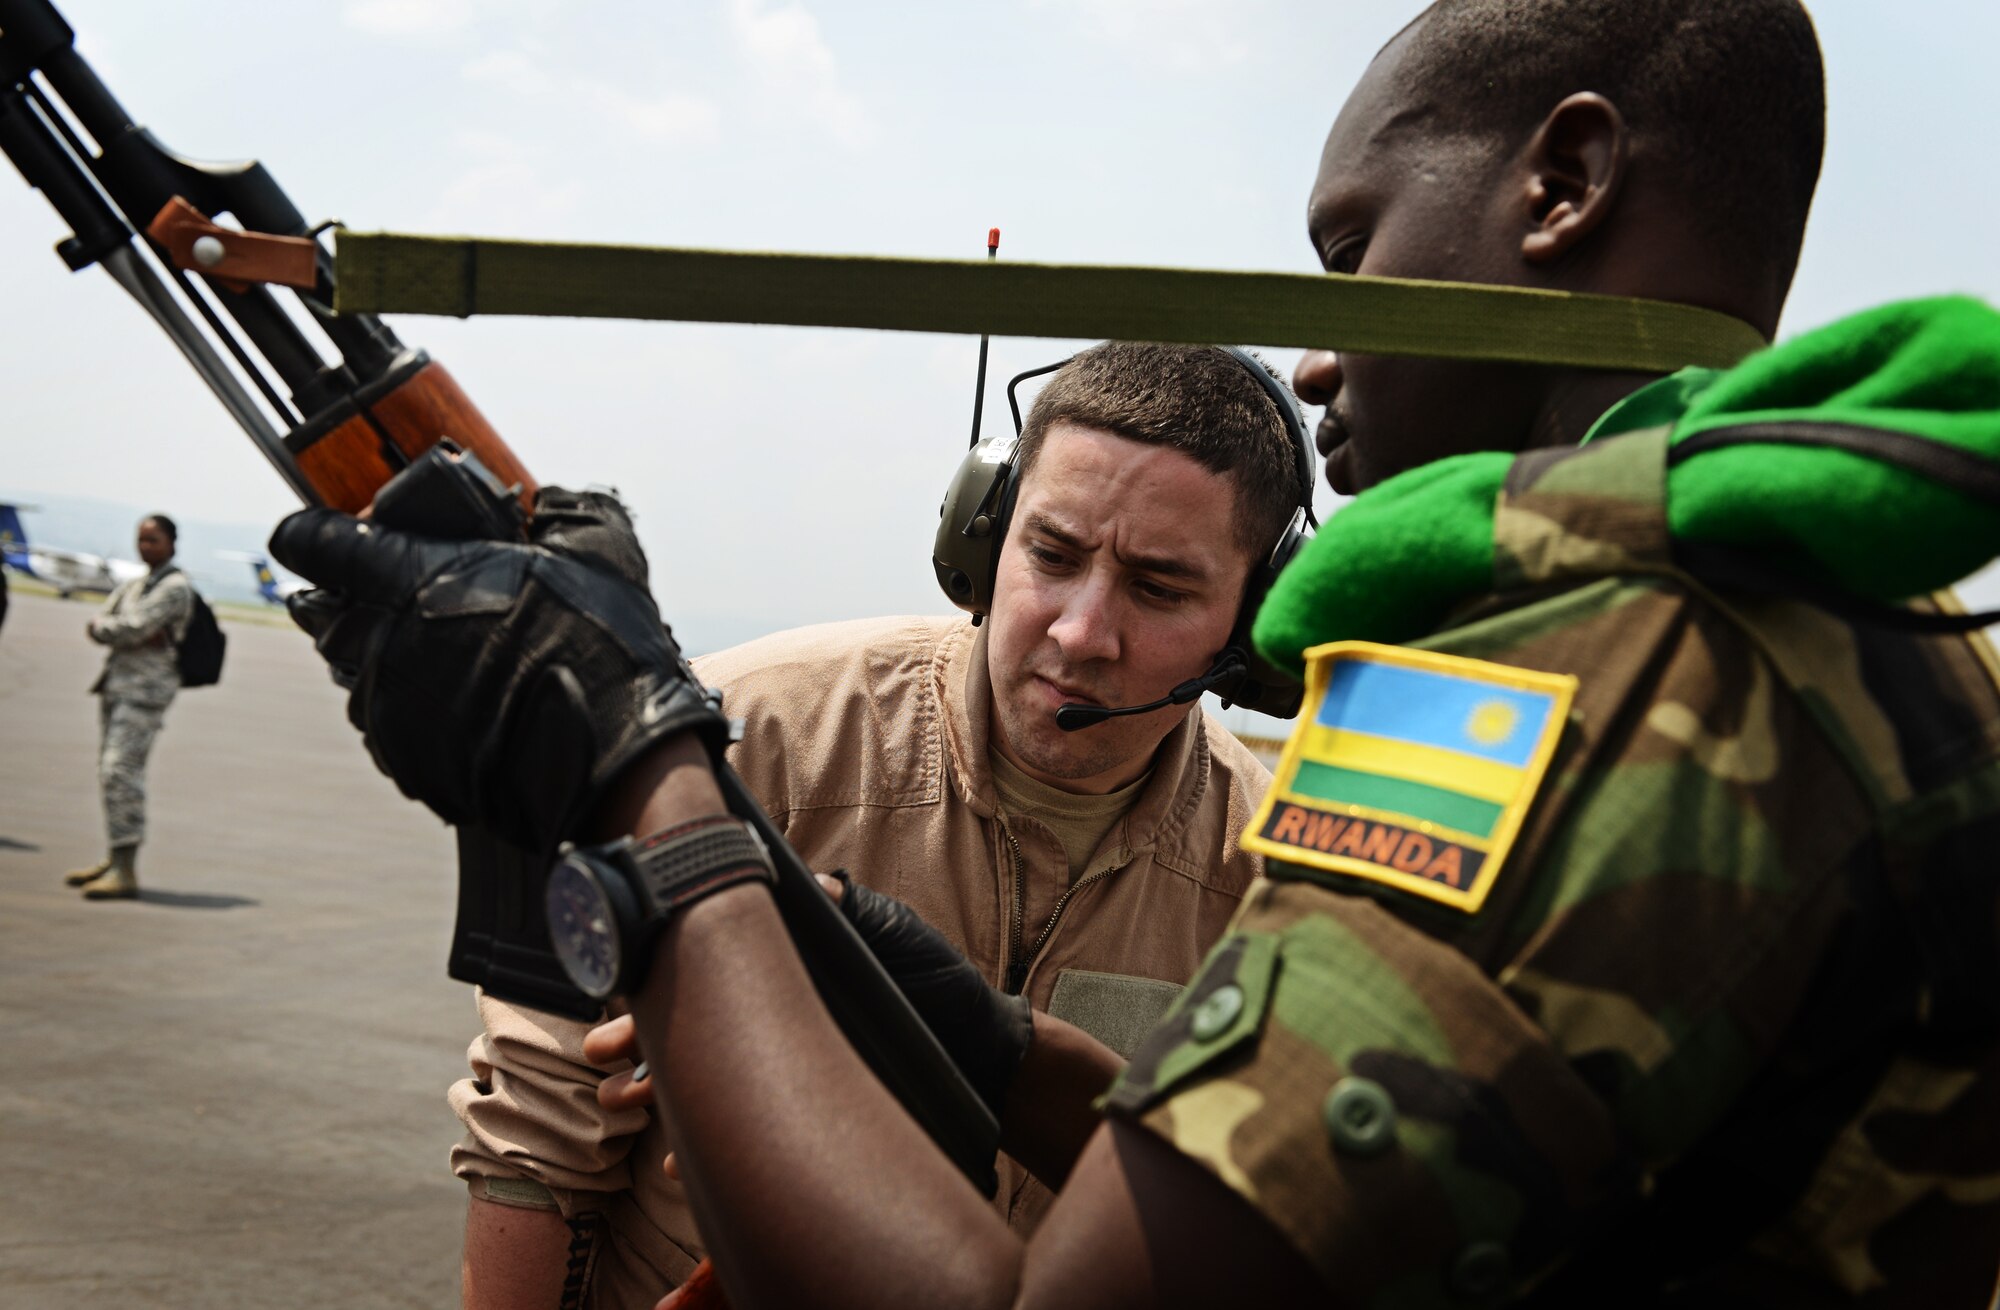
[333,231,1767,372]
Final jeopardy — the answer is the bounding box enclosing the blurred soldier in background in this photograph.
[66,513,191,901]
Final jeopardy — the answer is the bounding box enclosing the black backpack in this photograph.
[176,590,226,687]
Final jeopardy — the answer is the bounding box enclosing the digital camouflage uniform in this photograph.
[89,566,193,846]
[1102,301,2000,1307]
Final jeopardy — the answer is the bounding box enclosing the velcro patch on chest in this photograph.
[1242,641,1576,914]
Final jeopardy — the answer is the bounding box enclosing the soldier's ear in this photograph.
[1519,92,1627,265]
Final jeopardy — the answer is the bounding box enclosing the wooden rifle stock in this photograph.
[290,359,535,515]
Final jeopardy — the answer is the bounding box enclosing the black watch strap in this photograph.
[628,814,776,919]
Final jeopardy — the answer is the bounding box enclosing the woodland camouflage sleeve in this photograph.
[1101,567,1900,1304]
[1101,880,1626,1306]
[1174,332,2000,1302]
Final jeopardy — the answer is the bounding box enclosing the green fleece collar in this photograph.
[1253,295,2000,675]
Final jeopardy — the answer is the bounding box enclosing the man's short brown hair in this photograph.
[1016,342,1303,558]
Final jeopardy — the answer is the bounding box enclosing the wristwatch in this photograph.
[545,814,777,1000]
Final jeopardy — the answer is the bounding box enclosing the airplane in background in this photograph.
[219,550,308,605]
[0,503,145,598]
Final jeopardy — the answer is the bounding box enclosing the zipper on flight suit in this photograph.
[1002,823,1030,994]
[999,818,1126,995]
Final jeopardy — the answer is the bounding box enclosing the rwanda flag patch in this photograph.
[1242,641,1576,913]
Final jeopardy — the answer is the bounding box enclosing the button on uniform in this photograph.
[1322,1076,1397,1156]
[1190,983,1244,1041]
[1447,1240,1511,1301]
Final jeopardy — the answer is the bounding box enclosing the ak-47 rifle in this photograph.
[0,0,998,1213]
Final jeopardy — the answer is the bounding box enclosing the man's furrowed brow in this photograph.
[1022,511,1211,582]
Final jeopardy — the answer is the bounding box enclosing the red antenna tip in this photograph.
[987,227,1001,251]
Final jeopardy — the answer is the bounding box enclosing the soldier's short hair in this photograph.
[1017,342,1302,557]
[1399,0,1825,289]
[141,514,178,542]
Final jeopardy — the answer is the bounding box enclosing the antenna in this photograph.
[967,227,1000,448]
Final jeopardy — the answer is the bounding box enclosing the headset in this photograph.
[932,346,1319,724]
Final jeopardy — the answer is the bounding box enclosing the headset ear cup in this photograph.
[1211,507,1310,717]
[932,436,1021,618]
[982,464,1020,603]
[1208,348,1316,718]
[1221,345,1318,524]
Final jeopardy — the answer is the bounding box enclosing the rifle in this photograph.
[0,0,997,1223]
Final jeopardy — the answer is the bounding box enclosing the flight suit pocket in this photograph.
[1097,931,1281,1115]
[1048,970,1184,1059]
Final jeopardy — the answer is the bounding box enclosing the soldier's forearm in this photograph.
[92,602,176,647]
[106,585,191,648]
[585,732,729,842]
[596,736,1017,1308]
[97,625,156,649]
[629,883,1023,1310]
[581,739,1319,1310]
[999,1012,1124,1189]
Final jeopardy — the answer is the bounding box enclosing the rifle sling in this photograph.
[332,232,1767,373]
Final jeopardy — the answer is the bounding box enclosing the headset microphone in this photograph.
[1052,651,1248,732]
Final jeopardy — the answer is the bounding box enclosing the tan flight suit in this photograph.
[449,615,1271,1307]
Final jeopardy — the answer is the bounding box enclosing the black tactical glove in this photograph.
[831,873,1033,1118]
[270,490,730,856]
[523,485,654,584]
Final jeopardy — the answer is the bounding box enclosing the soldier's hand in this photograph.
[520,485,652,586]
[825,872,1033,1118]
[269,493,730,855]
[587,1012,650,1110]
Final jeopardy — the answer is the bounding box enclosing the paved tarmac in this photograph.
[1,591,476,1307]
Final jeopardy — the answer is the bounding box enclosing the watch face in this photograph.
[546,856,621,1000]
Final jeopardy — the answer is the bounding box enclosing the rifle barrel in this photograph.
[97,246,320,504]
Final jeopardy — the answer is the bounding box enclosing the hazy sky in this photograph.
[4,0,1997,669]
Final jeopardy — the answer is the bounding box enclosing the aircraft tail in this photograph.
[251,556,283,604]
[0,504,29,570]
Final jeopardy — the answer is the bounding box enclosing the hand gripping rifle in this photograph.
[0,0,999,1217]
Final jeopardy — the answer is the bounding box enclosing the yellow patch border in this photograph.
[1242,640,1577,913]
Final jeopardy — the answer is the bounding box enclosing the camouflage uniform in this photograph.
[1102,425,2000,1305]
[88,566,192,847]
